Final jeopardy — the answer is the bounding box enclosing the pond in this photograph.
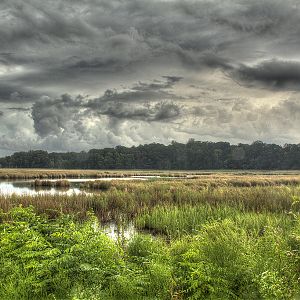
[0,177,149,196]
[102,222,137,243]
[0,178,144,242]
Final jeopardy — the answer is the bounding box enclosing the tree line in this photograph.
[0,140,299,170]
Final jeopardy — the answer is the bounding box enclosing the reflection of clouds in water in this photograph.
[102,222,136,242]
[0,182,84,196]
[0,177,148,196]
[0,180,138,241]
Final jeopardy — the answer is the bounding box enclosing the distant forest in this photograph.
[0,140,299,170]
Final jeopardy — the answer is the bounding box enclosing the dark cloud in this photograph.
[0,83,40,103]
[0,0,292,87]
[86,76,183,107]
[211,0,294,35]
[7,107,30,112]
[31,77,183,137]
[232,60,300,89]
[32,94,82,137]
[95,101,181,122]
[1,0,300,94]
[1,0,300,154]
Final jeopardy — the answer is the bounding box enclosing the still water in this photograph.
[0,177,148,196]
[0,177,145,241]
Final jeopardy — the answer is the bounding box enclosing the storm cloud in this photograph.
[31,77,183,138]
[232,60,300,89]
[1,0,300,155]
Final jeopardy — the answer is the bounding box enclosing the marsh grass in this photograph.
[1,206,300,299]
[0,181,299,223]
[170,219,299,299]
[1,176,300,299]
[0,168,299,180]
[32,179,71,188]
[80,180,112,190]
[135,204,295,237]
[0,168,192,180]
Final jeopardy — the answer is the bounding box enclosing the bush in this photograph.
[171,219,298,299]
[0,206,121,299]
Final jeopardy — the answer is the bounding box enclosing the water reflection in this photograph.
[0,177,148,196]
[102,222,137,243]
[0,181,83,196]
[0,179,144,242]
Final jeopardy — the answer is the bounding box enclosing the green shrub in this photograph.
[171,219,299,299]
[0,206,121,299]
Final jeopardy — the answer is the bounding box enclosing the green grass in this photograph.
[0,183,299,222]
[135,204,295,237]
[2,178,300,299]
[1,206,300,299]
[0,207,173,300]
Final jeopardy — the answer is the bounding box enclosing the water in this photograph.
[102,222,137,242]
[0,177,149,196]
[0,181,81,196]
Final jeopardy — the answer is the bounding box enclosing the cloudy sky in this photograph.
[0,0,300,156]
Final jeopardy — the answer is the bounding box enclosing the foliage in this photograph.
[80,180,112,190]
[1,183,299,223]
[170,220,299,299]
[0,140,300,169]
[1,181,300,299]
[0,207,121,299]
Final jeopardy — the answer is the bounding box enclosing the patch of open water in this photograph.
[0,177,149,196]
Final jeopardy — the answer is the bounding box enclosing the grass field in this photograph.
[1,171,300,299]
[0,168,195,179]
[0,168,300,179]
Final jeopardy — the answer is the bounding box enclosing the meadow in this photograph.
[1,171,300,299]
[0,168,196,180]
[1,168,300,179]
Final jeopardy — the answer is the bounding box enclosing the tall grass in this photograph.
[32,179,70,188]
[0,207,174,300]
[135,204,295,237]
[80,180,112,190]
[170,219,299,299]
[0,168,192,180]
[0,168,299,180]
[1,206,300,299]
[1,176,300,298]
[0,182,299,222]
[1,176,300,299]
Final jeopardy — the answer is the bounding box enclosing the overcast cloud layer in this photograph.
[0,0,300,155]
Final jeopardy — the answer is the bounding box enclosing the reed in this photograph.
[1,205,300,299]
[1,176,300,299]
[0,168,299,180]
[0,168,193,180]
[80,180,112,190]
[0,181,299,222]
[31,179,70,188]
[135,204,295,237]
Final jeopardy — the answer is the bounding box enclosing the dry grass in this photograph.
[0,179,299,222]
[0,168,188,179]
[0,168,299,180]
[32,179,71,188]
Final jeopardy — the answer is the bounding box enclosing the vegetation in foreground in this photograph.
[1,178,300,221]
[1,179,300,299]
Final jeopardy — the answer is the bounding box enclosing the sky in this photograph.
[0,0,300,156]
